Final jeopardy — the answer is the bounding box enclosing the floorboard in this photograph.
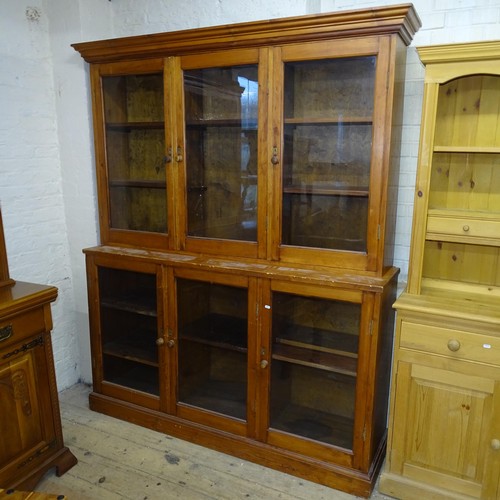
[35,384,392,500]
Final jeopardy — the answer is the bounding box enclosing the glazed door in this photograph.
[269,37,392,271]
[89,259,165,411]
[172,268,257,436]
[90,59,173,249]
[262,281,369,468]
[174,48,268,258]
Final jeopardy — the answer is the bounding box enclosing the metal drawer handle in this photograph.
[462,225,470,232]
[447,339,461,352]
[0,324,13,342]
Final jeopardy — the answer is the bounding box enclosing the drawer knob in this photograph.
[447,339,461,352]
[156,337,165,346]
[463,225,470,232]
[492,439,500,451]
[167,339,175,348]
[260,359,268,369]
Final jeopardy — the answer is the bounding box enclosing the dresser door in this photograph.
[391,357,500,499]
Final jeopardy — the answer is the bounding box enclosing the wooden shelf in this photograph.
[109,179,166,189]
[283,185,369,197]
[180,313,247,353]
[186,118,258,129]
[106,121,164,131]
[101,295,157,317]
[272,343,357,377]
[420,278,500,305]
[275,326,358,359]
[284,116,372,125]
[427,208,500,218]
[271,403,354,449]
[103,339,158,367]
[180,379,246,420]
[104,363,159,396]
[434,145,500,154]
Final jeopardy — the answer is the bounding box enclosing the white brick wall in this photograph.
[0,0,109,389]
[0,0,77,389]
[1,0,499,388]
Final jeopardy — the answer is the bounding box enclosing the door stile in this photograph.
[246,276,260,439]
[254,277,272,442]
[268,47,284,261]
[167,56,186,251]
[163,265,177,414]
[352,291,376,472]
[257,47,271,260]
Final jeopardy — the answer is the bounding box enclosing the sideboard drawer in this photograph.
[400,320,500,366]
[0,306,47,351]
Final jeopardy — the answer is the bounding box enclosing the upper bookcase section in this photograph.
[73,5,420,274]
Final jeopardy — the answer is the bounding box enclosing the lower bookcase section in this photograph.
[84,245,399,497]
[88,391,386,497]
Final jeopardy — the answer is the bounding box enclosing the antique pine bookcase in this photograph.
[73,4,420,496]
[380,41,500,499]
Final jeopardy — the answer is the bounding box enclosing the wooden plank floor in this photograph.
[36,384,392,500]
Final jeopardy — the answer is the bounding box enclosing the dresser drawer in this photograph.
[400,320,500,366]
[427,213,500,243]
[0,306,47,351]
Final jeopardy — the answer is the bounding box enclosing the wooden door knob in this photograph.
[447,339,461,352]
[260,360,268,369]
[167,339,175,348]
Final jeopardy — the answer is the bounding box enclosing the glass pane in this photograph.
[102,74,167,233]
[184,65,258,241]
[282,57,375,251]
[177,279,248,420]
[98,268,159,396]
[270,292,361,449]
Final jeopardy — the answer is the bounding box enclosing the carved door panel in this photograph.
[0,338,56,480]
